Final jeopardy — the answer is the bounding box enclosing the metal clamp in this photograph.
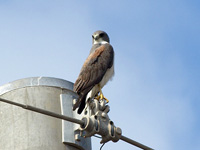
[80,99,122,143]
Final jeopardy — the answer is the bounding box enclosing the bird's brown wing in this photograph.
[73,43,114,111]
[74,43,114,93]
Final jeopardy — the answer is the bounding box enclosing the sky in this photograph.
[0,0,200,150]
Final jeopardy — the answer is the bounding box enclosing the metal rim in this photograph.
[0,77,74,95]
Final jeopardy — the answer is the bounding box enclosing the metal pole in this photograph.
[0,97,84,126]
[120,135,154,150]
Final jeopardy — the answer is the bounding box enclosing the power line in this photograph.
[0,97,153,150]
[100,143,105,150]
[0,97,84,126]
[94,135,102,139]
[120,135,153,150]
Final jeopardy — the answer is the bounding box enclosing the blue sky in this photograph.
[0,0,200,150]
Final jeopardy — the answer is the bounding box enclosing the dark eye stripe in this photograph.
[99,33,104,37]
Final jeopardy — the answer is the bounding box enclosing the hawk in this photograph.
[73,30,114,114]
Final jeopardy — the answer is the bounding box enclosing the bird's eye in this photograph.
[92,35,94,39]
[99,33,104,37]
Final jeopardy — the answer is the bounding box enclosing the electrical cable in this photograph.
[94,135,102,139]
[100,143,105,150]
[0,97,153,150]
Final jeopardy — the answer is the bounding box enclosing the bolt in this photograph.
[75,134,81,141]
[116,127,122,135]
[101,112,107,118]
[73,99,77,105]
[104,105,110,113]
[90,102,95,109]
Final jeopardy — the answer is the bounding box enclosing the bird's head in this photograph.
[92,30,110,44]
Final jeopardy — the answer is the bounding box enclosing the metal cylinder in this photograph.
[0,77,91,150]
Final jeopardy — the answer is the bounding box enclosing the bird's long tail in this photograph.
[77,95,86,114]
[73,94,86,114]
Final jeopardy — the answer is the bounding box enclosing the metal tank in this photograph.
[0,77,91,150]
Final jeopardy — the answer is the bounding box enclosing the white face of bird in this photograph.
[92,31,110,44]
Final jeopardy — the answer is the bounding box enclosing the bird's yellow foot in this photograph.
[103,96,109,103]
[95,92,109,103]
[94,95,101,100]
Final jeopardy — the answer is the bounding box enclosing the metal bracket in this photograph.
[60,94,91,150]
[79,99,122,143]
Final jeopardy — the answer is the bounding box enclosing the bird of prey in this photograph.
[73,30,114,114]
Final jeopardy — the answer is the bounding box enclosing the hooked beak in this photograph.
[92,34,99,40]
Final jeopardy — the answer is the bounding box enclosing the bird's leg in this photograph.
[100,89,109,103]
[95,88,109,103]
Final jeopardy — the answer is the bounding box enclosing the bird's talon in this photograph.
[95,95,100,101]
[104,97,109,103]
[100,94,103,100]
[94,89,109,103]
